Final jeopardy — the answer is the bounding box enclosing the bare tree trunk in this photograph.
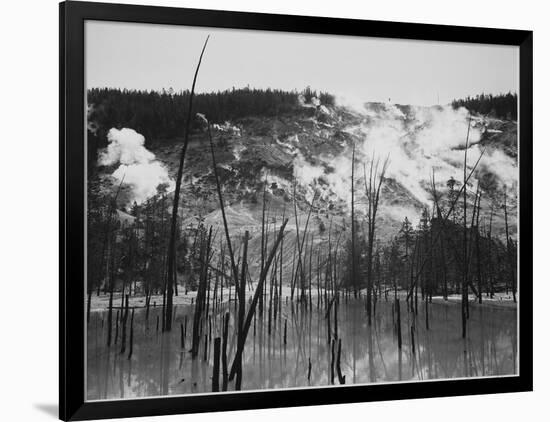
[106,230,117,347]
[406,148,486,305]
[222,312,229,391]
[475,186,483,304]
[336,339,345,384]
[120,294,129,354]
[127,308,134,360]
[206,122,240,294]
[351,144,357,298]
[462,117,471,339]
[235,231,249,390]
[165,36,209,332]
[396,298,402,349]
[363,156,389,325]
[291,181,317,303]
[212,337,221,392]
[503,187,516,303]
[228,220,288,381]
[487,204,495,298]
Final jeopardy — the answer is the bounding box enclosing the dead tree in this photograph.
[406,146,486,309]
[363,155,389,325]
[487,204,495,298]
[191,228,212,357]
[462,116,471,339]
[222,312,229,391]
[165,36,209,332]
[206,122,240,294]
[291,181,317,303]
[228,220,289,384]
[351,143,357,298]
[127,308,135,360]
[474,184,483,304]
[336,339,346,384]
[503,186,517,303]
[106,226,118,347]
[212,337,221,392]
[235,231,249,390]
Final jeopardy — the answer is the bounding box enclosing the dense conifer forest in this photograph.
[452,92,517,120]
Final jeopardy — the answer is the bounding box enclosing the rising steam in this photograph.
[99,128,175,204]
[293,102,517,217]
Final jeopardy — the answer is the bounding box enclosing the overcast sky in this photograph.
[85,20,518,107]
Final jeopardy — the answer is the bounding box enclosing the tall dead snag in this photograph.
[487,204,495,298]
[206,122,240,293]
[406,148,485,305]
[191,228,212,358]
[430,169,449,300]
[290,239,297,301]
[228,220,289,384]
[127,308,135,360]
[334,291,339,340]
[278,205,285,316]
[90,175,126,323]
[330,338,335,384]
[395,298,402,349]
[221,312,229,391]
[235,231,249,390]
[503,186,516,303]
[308,232,314,309]
[363,155,389,325]
[462,117,471,339]
[106,228,117,347]
[336,338,346,384]
[114,310,119,344]
[102,178,126,338]
[351,143,357,298]
[291,181,317,303]
[120,294,129,354]
[260,180,267,315]
[212,337,221,392]
[291,183,305,303]
[474,184,483,304]
[165,36,209,332]
[268,222,278,333]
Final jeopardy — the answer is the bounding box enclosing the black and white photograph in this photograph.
[84,20,520,401]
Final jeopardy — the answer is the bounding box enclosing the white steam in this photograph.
[99,128,175,204]
[357,104,486,205]
[293,151,324,185]
[292,102,517,220]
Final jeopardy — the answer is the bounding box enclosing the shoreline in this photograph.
[86,286,517,312]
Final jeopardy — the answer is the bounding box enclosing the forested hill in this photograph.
[88,88,517,149]
[88,87,335,144]
[88,85,518,244]
[451,92,517,120]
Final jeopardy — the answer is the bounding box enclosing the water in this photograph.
[86,299,517,400]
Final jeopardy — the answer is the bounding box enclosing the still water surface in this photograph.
[87,299,517,400]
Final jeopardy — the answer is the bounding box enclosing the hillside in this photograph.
[88,94,518,284]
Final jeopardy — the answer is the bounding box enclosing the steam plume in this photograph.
[292,101,517,223]
[99,128,175,204]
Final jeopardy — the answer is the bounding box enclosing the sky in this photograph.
[85,20,518,107]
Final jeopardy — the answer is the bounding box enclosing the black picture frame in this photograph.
[60,1,533,420]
